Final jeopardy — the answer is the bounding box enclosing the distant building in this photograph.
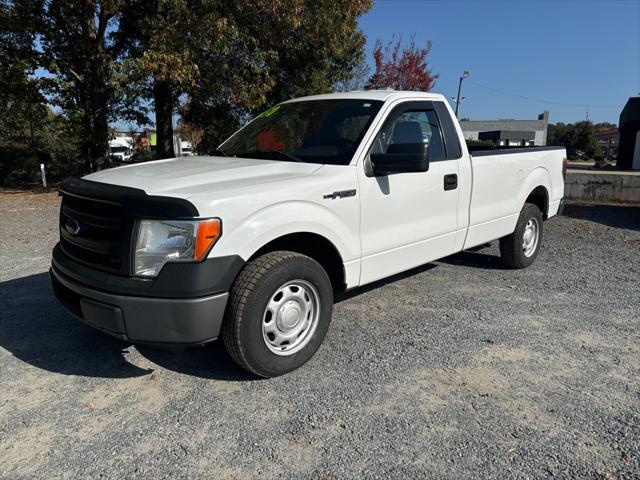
[594,128,619,159]
[460,111,549,146]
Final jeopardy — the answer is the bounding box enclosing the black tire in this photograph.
[499,203,544,269]
[221,251,333,378]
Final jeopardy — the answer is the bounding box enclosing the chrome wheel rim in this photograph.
[522,217,540,257]
[262,279,320,356]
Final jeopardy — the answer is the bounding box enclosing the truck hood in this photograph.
[84,156,323,198]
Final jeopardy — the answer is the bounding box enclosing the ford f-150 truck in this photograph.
[51,90,566,377]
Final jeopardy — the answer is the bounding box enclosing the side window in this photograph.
[370,108,446,161]
[433,101,462,159]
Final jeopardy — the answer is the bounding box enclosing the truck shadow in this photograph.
[562,202,640,231]
[0,239,541,381]
[136,343,254,381]
[336,245,507,305]
[439,247,509,270]
[336,263,438,302]
[0,272,252,381]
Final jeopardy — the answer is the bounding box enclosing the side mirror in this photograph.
[370,142,429,175]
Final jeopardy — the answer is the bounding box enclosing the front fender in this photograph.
[212,199,360,265]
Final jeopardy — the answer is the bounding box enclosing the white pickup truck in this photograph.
[51,90,566,377]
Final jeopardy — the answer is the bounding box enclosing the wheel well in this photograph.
[526,186,549,219]
[250,233,346,293]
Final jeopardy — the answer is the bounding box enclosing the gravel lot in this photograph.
[1,191,639,479]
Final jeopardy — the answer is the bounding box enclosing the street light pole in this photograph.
[455,70,470,118]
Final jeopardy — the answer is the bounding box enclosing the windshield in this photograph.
[110,147,129,154]
[219,99,383,165]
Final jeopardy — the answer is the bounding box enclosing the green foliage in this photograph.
[572,121,598,158]
[593,147,606,163]
[183,0,373,149]
[2,0,373,181]
[0,1,81,183]
[37,1,142,171]
[0,106,84,185]
[334,56,370,92]
[547,121,599,159]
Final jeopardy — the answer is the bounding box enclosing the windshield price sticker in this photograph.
[261,105,281,118]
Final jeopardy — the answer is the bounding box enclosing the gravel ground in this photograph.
[1,191,639,479]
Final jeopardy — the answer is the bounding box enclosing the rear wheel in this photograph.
[499,203,543,269]
[222,251,333,377]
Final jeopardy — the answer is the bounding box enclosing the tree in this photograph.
[3,0,373,180]
[117,0,373,157]
[365,35,438,91]
[547,123,570,148]
[35,1,131,172]
[1,0,50,183]
[184,0,373,149]
[0,0,87,184]
[261,0,372,102]
[1,0,43,143]
[547,121,599,159]
[118,0,372,157]
[176,103,202,153]
[572,121,598,158]
[334,55,370,92]
[116,0,201,159]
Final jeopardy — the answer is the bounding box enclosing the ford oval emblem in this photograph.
[66,217,81,236]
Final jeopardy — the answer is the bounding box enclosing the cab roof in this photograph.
[283,90,447,104]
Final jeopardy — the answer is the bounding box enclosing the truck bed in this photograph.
[463,146,566,249]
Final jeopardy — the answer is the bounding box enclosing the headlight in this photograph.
[134,218,221,277]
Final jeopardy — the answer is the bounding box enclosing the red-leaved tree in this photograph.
[366,35,438,91]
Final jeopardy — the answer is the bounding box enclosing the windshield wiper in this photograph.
[237,149,304,163]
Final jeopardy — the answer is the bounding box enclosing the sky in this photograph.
[358,0,640,124]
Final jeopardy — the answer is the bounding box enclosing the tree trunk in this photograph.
[90,101,110,171]
[90,76,110,171]
[83,77,110,172]
[79,87,95,173]
[82,53,110,172]
[154,78,175,159]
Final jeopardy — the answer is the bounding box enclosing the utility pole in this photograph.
[455,70,470,118]
[585,106,589,122]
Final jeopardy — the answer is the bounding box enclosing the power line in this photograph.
[466,80,623,109]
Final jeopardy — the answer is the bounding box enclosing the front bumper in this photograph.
[50,263,229,345]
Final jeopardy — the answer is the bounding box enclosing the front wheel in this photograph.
[221,251,333,377]
[499,203,544,269]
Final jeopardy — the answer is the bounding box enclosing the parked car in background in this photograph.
[51,90,566,377]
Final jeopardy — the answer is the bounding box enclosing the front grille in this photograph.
[59,193,131,274]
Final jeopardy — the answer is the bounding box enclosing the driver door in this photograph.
[358,101,460,285]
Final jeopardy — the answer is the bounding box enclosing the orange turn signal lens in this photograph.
[194,219,222,261]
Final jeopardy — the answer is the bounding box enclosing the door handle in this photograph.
[444,174,458,191]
